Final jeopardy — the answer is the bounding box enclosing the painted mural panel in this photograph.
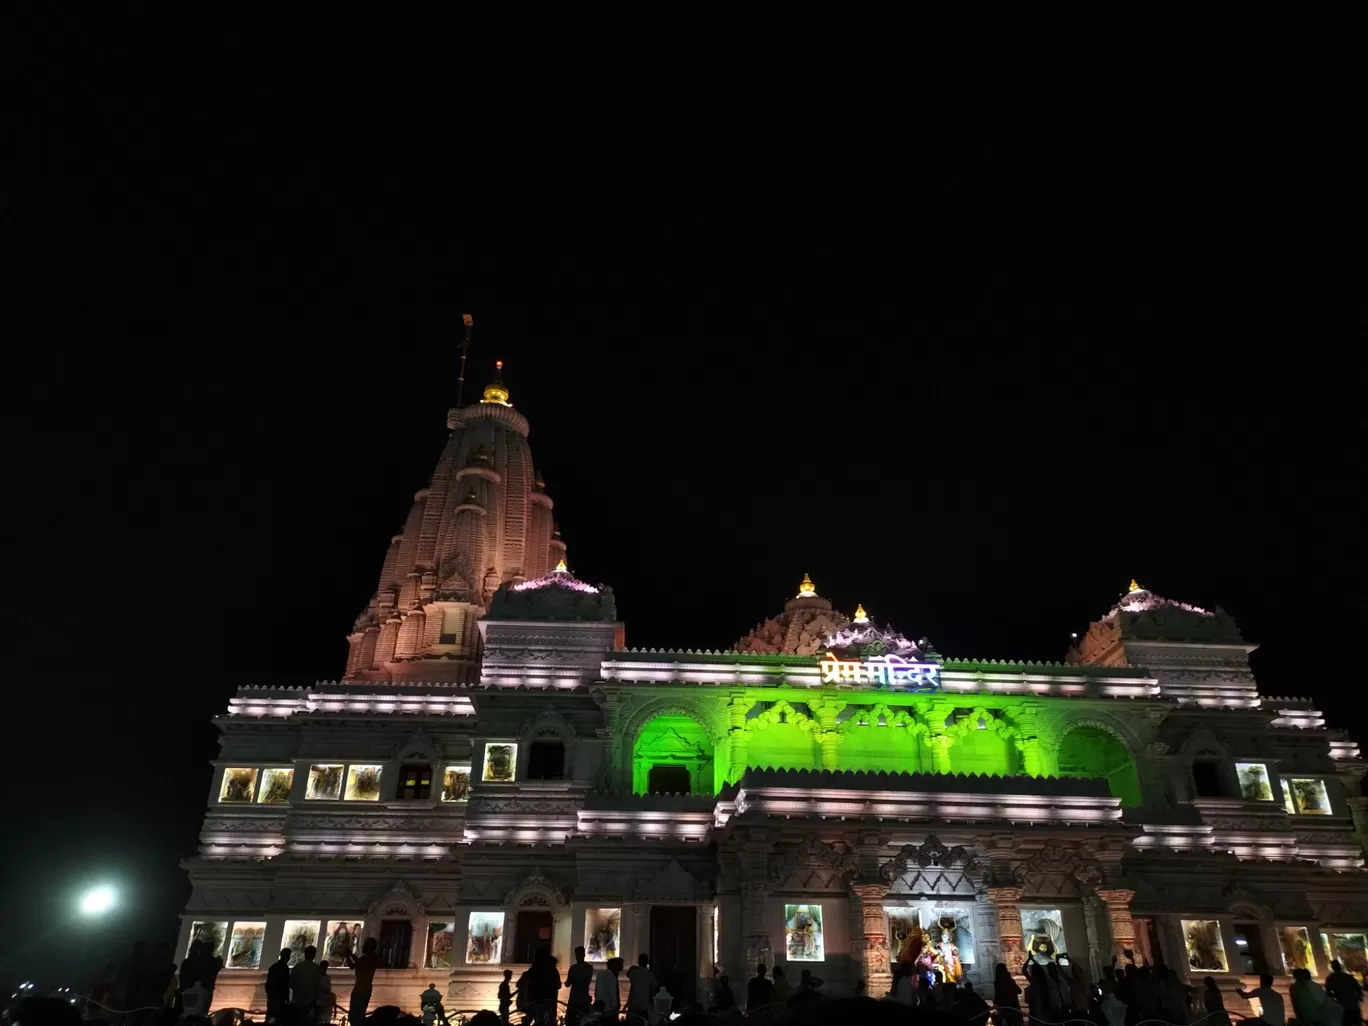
[467,912,505,964]
[324,921,363,962]
[784,904,824,962]
[442,765,471,802]
[256,767,294,804]
[1182,920,1228,973]
[227,922,266,969]
[284,920,321,966]
[344,765,382,801]
[886,906,974,981]
[1327,933,1368,982]
[584,908,621,962]
[1287,778,1331,815]
[1021,908,1067,963]
[219,768,258,803]
[1236,762,1274,801]
[426,922,455,969]
[483,744,517,783]
[1280,926,1315,971]
[307,764,344,800]
[187,921,228,959]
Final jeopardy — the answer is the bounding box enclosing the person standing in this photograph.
[498,969,515,1024]
[345,937,380,1026]
[1238,973,1285,1026]
[1328,960,1364,1026]
[746,963,774,1013]
[564,946,594,1026]
[265,949,292,1024]
[318,961,337,1024]
[525,948,561,1026]
[594,958,621,1019]
[1203,976,1232,1026]
[993,962,1022,1025]
[627,954,658,1021]
[289,946,325,1025]
[771,966,792,1003]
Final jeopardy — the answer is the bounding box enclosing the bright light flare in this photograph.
[80,885,117,916]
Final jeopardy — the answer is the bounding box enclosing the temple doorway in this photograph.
[650,905,698,1007]
[514,909,555,963]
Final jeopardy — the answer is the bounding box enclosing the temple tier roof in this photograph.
[487,562,617,622]
[733,575,937,658]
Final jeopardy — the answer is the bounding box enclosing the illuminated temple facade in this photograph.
[183,370,1368,1015]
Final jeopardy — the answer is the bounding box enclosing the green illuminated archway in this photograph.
[1057,723,1142,806]
[743,701,820,772]
[632,714,718,795]
[837,704,927,773]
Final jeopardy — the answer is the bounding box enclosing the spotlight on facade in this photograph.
[79,885,117,916]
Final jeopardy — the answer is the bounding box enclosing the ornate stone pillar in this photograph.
[740,881,772,971]
[929,733,953,774]
[1018,737,1043,777]
[986,887,1026,973]
[850,882,892,997]
[1095,889,1137,961]
[818,732,840,770]
[1082,895,1105,980]
[728,693,752,784]
[972,888,1003,977]
[1347,796,1368,854]
[699,904,717,973]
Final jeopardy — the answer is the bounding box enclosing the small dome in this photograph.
[482,360,511,405]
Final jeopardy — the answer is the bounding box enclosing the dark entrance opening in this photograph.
[650,905,698,1007]
[377,918,412,969]
[1232,922,1271,975]
[514,909,555,963]
[648,764,692,794]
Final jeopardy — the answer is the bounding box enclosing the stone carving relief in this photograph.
[636,859,706,901]
[392,730,442,766]
[504,867,569,911]
[768,838,855,890]
[1013,843,1103,895]
[366,880,426,919]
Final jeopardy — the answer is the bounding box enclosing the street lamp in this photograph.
[79,885,117,916]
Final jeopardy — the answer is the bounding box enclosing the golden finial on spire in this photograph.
[797,573,816,598]
[482,360,511,405]
[1128,579,1141,592]
[555,558,568,573]
[853,603,869,624]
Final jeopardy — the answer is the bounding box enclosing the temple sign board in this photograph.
[819,651,941,691]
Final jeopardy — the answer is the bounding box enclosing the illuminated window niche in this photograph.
[1057,726,1141,806]
[1280,926,1315,972]
[784,904,824,962]
[1181,919,1229,973]
[1020,908,1067,963]
[1286,778,1331,815]
[344,765,383,801]
[1236,763,1274,801]
[466,911,505,964]
[324,921,363,962]
[835,708,924,774]
[306,764,344,800]
[187,921,228,959]
[426,921,455,969]
[482,743,517,783]
[227,922,266,969]
[886,906,975,980]
[1327,933,1368,981]
[442,765,472,802]
[256,767,294,804]
[584,908,621,962]
[283,920,321,966]
[219,768,258,803]
[632,715,715,795]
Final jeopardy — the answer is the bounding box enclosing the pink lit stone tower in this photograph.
[344,362,567,682]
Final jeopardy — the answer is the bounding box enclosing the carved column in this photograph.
[818,732,840,770]
[1347,796,1368,854]
[699,904,717,974]
[728,693,751,784]
[972,888,1003,978]
[929,733,953,774]
[986,887,1026,973]
[740,881,772,971]
[1019,737,1043,777]
[1082,895,1105,980]
[1095,889,1137,962]
[851,882,892,997]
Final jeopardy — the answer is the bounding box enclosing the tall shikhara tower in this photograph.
[344,361,567,681]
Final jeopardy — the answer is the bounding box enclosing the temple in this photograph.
[182,366,1368,1017]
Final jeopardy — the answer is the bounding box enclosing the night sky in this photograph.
[5,9,1365,987]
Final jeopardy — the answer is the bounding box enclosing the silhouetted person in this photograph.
[1203,976,1230,1026]
[960,979,990,1020]
[266,948,292,1023]
[713,971,735,1011]
[793,969,823,1004]
[626,954,657,1020]
[498,969,514,1023]
[994,962,1022,1024]
[772,965,792,1002]
[346,937,380,1026]
[564,946,593,1025]
[290,945,324,1024]
[594,958,621,1019]
[525,948,560,1026]
[747,963,774,1012]
[1329,960,1364,1026]
[1238,973,1284,1026]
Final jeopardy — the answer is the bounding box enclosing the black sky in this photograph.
[4,8,1366,986]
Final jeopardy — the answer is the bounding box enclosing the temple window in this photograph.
[1232,922,1273,975]
[1236,762,1275,800]
[376,918,413,969]
[647,764,691,794]
[513,908,555,962]
[1191,759,1225,798]
[526,741,566,780]
[398,763,433,800]
[344,764,383,801]
[256,767,294,804]
[1285,777,1331,814]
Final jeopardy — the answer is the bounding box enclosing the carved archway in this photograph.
[618,697,727,791]
[1055,717,1145,807]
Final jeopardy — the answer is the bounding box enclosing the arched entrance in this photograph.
[633,715,717,795]
[1057,725,1142,806]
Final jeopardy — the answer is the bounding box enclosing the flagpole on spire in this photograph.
[456,313,474,407]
